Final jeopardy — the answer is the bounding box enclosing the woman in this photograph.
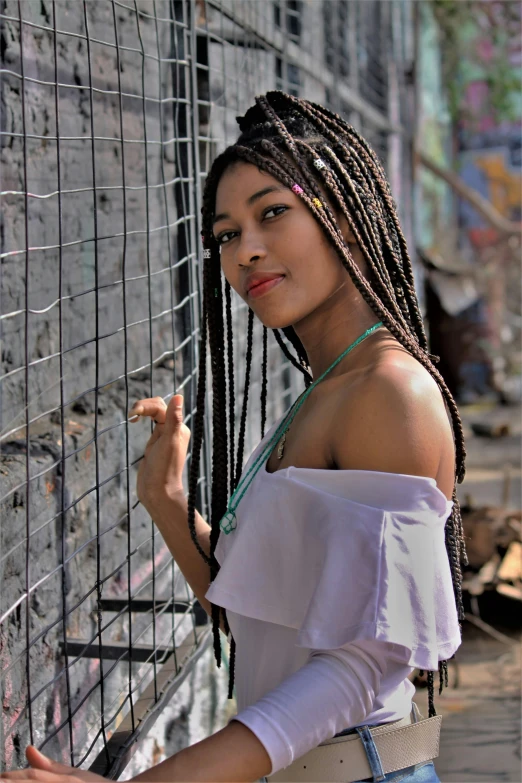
[8,92,466,783]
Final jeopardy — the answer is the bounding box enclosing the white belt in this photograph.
[269,711,442,783]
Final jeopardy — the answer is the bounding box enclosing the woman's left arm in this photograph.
[7,640,384,783]
[130,720,272,782]
[1,727,271,783]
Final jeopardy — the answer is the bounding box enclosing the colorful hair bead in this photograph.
[292,183,304,195]
[203,249,211,259]
[312,198,323,209]
[314,158,327,170]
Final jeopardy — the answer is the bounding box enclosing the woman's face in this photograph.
[212,161,356,330]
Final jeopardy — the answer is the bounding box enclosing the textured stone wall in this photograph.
[0,0,233,772]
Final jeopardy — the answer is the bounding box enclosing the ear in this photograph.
[336,211,357,246]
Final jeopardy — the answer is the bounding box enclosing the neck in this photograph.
[293,280,382,379]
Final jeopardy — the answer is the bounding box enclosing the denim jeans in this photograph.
[351,759,440,783]
[336,703,441,783]
[348,722,440,783]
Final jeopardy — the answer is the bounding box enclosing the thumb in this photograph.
[26,745,59,771]
[164,394,184,432]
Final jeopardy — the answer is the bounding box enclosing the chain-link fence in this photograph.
[1,1,416,777]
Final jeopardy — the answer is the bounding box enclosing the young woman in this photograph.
[10,92,466,783]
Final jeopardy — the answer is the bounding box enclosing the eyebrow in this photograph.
[212,185,288,226]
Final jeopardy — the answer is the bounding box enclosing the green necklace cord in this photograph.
[220,321,384,534]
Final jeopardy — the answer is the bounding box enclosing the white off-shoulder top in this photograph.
[205,413,461,776]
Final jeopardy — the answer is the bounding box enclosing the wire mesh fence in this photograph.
[1,0,416,776]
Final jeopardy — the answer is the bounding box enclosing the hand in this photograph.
[129,394,191,516]
[0,746,108,782]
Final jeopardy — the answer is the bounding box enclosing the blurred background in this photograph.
[1,1,520,781]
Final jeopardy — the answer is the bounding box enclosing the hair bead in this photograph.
[314,158,327,170]
[312,198,323,208]
[291,183,304,195]
[203,249,211,259]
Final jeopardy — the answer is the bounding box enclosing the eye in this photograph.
[214,205,289,246]
[263,205,288,220]
[215,229,238,246]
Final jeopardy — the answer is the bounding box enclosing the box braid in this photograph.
[273,327,313,385]
[295,137,416,334]
[274,95,425,346]
[190,91,467,713]
[224,280,235,498]
[303,98,428,348]
[261,326,268,437]
[235,308,254,486]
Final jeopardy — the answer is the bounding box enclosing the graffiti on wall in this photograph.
[458,5,522,247]
[459,127,521,248]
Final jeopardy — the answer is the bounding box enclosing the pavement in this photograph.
[415,401,521,783]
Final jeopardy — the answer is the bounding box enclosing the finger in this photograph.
[25,748,76,776]
[25,747,53,771]
[163,394,184,435]
[1,770,66,781]
[129,397,167,422]
[129,398,167,424]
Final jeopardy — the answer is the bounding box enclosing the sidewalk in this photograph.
[422,626,521,782]
[417,402,521,782]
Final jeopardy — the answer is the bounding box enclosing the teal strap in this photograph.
[220,321,384,534]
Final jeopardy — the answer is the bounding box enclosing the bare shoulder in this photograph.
[330,349,456,485]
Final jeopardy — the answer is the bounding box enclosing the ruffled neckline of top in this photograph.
[208,411,461,667]
[262,465,453,515]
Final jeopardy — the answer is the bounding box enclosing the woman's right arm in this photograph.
[130,394,227,634]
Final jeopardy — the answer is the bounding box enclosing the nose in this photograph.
[235,230,267,266]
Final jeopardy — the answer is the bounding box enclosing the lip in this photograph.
[246,275,285,299]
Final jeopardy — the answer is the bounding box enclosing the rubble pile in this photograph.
[461,502,522,605]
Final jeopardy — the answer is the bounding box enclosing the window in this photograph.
[274,0,302,44]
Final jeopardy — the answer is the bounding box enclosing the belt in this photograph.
[269,711,442,783]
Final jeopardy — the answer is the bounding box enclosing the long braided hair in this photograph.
[187,91,468,716]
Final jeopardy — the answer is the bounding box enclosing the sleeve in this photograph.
[230,639,399,776]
